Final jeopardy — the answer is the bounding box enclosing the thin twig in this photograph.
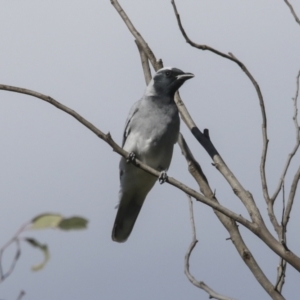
[283,0,300,25]
[110,0,163,71]
[283,165,300,227]
[275,184,287,293]
[271,70,300,203]
[16,290,25,300]
[185,196,237,300]
[282,71,300,229]
[186,195,197,241]
[281,182,286,236]
[0,240,21,283]
[276,258,287,293]
[0,221,30,283]
[2,239,21,282]
[135,40,152,85]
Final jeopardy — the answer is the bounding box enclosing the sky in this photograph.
[0,0,300,299]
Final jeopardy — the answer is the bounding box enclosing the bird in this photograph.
[112,67,194,242]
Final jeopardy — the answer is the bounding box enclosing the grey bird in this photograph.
[112,67,194,242]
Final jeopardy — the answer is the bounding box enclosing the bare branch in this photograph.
[228,52,270,205]
[111,0,268,235]
[135,40,152,85]
[169,0,294,253]
[0,85,253,234]
[170,0,269,174]
[1,83,299,271]
[281,70,300,229]
[275,184,287,293]
[177,133,210,191]
[174,92,200,134]
[283,0,300,25]
[0,240,21,283]
[271,70,300,202]
[171,1,244,66]
[0,221,30,283]
[283,165,300,227]
[186,195,197,242]
[16,290,25,300]
[263,70,300,239]
[281,182,286,240]
[110,0,163,71]
[170,0,270,226]
[185,196,237,300]
[171,0,269,203]
[276,258,287,293]
[2,240,21,282]
[178,134,285,300]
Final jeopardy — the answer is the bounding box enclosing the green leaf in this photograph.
[58,216,88,230]
[25,238,50,271]
[30,213,63,230]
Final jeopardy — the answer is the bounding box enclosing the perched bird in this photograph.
[112,67,194,242]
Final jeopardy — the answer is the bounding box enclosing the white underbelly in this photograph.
[123,132,173,170]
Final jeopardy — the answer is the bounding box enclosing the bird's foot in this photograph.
[158,170,168,184]
[126,152,136,164]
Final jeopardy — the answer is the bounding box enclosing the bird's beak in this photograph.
[176,72,194,81]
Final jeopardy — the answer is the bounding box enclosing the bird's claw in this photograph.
[158,171,168,184]
[126,152,136,163]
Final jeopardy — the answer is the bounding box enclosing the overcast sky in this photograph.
[1,1,300,299]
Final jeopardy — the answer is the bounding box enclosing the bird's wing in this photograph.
[122,100,140,147]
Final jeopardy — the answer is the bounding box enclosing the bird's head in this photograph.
[146,67,194,97]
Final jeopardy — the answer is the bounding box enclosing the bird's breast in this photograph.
[123,101,179,170]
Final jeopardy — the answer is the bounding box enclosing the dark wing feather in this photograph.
[122,100,140,147]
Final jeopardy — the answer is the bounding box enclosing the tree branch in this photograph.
[283,165,300,227]
[0,85,253,232]
[283,71,300,230]
[135,40,152,85]
[275,184,287,293]
[170,0,269,228]
[178,134,285,300]
[168,0,300,277]
[271,70,300,203]
[185,196,237,300]
[275,258,287,293]
[16,291,25,300]
[112,0,267,231]
[136,34,283,297]
[1,83,299,271]
[110,0,163,71]
[0,221,30,284]
[283,0,300,26]
[170,1,269,189]
[135,45,266,298]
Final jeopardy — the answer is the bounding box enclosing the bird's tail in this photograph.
[112,193,145,242]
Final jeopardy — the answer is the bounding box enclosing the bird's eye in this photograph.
[165,71,171,77]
